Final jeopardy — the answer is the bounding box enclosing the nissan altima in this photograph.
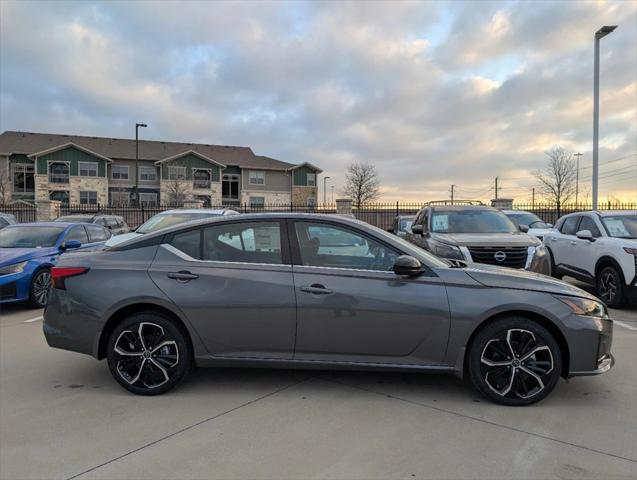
[43,213,613,405]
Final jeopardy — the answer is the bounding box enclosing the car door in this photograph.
[572,215,602,279]
[148,220,297,359]
[290,220,450,365]
[548,215,580,272]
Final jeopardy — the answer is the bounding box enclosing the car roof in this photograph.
[502,210,536,215]
[155,209,238,215]
[429,205,499,211]
[6,222,74,228]
[596,210,636,217]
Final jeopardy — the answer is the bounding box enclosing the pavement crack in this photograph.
[318,376,637,465]
[65,376,313,480]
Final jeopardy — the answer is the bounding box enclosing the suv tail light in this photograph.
[51,267,89,289]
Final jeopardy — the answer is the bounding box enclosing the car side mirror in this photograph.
[60,240,82,251]
[576,229,594,241]
[411,224,423,235]
[393,255,423,276]
[519,224,530,233]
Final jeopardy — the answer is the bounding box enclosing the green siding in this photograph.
[36,146,107,176]
[10,154,33,164]
[160,153,221,181]
[293,165,317,186]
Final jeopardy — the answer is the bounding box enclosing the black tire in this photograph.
[106,311,192,395]
[467,317,562,406]
[29,268,51,308]
[597,265,625,309]
[547,248,562,280]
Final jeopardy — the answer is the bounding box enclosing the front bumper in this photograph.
[0,271,32,304]
[570,354,615,376]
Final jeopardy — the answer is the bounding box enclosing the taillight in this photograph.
[51,267,89,289]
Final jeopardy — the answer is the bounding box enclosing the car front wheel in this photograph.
[468,317,562,406]
[106,312,192,395]
[597,266,625,309]
[29,269,51,308]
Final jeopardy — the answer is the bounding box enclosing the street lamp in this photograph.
[323,176,330,205]
[592,25,617,209]
[134,123,147,205]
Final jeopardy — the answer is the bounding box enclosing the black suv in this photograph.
[55,214,130,235]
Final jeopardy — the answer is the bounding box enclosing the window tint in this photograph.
[86,225,110,242]
[170,229,201,259]
[105,217,119,228]
[578,216,601,237]
[295,222,399,271]
[203,222,282,264]
[64,225,89,244]
[560,216,580,235]
[0,218,8,228]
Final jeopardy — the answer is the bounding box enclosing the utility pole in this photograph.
[450,184,455,203]
[331,185,334,203]
[323,176,330,205]
[494,177,499,200]
[574,152,583,205]
[135,123,147,206]
[532,187,535,208]
[593,25,617,210]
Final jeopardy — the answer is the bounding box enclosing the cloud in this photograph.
[0,0,635,202]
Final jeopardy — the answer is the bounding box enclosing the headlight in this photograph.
[534,244,547,258]
[429,239,464,260]
[623,247,637,255]
[0,261,28,276]
[555,295,608,318]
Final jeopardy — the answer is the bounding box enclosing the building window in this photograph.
[193,169,211,189]
[112,165,129,180]
[49,191,69,204]
[249,170,265,185]
[306,173,316,186]
[139,193,158,206]
[80,191,98,205]
[49,162,69,184]
[168,165,187,180]
[250,196,265,208]
[139,166,157,181]
[79,162,98,177]
[110,191,130,206]
[222,174,240,201]
[12,164,35,194]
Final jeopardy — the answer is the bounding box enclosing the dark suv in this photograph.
[405,201,550,274]
[56,214,130,235]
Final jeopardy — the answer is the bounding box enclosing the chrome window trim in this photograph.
[160,243,286,268]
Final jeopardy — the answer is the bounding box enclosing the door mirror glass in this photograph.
[393,255,423,276]
[411,224,423,235]
[519,224,530,233]
[576,229,594,241]
[61,240,82,250]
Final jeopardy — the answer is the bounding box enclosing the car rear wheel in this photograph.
[467,317,562,406]
[597,266,625,309]
[29,269,51,308]
[106,312,192,395]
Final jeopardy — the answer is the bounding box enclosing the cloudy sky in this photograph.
[1,0,635,202]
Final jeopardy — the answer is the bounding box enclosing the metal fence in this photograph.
[510,203,637,225]
[0,204,37,223]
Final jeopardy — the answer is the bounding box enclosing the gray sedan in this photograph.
[43,213,613,405]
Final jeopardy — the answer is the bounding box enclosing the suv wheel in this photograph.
[106,312,192,395]
[29,269,51,308]
[597,266,625,309]
[468,317,562,406]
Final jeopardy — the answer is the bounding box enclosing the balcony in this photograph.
[49,163,69,184]
[193,179,211,189]
[193,170,211,189]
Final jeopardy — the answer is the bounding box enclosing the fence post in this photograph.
[243,203,248,214]
[396,201,399,218]
[290,201,293,212]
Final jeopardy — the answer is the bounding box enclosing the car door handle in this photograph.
[570,241,577,245]
[300,284,333,295]
[167,271,199,281]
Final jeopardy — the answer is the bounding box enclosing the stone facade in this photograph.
[241,190,291,206]
[35,175,108,204]
[35,200,61,222]
[160,180,222,205]
[292,186,318,206]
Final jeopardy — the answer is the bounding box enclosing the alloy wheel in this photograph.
[598,271,617,304]
[479,329,554,400]
[33,271,51,306]
[113,322,179,389]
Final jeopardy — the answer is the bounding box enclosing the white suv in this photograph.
[544,210,637,308]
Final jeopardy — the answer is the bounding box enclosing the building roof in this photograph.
[28,142,114,163]
[0,131,304,171]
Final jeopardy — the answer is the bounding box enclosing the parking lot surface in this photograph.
[1,286,636,480]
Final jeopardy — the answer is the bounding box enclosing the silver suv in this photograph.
[406,201,550,274]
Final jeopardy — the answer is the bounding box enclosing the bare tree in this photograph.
[343,162,380,208]
[164,162,192,206]
[534,146,577,213]
[0,160,11,204]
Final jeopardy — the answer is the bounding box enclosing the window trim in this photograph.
[560,215,582,236]
[167,165,187,181]
[79,190,98,205]
[248,170,266,185]
[306,173,316,186]
[111,164,130,180]
[139,166,158,182]
[78,161,99,177]
[139,192,158,206]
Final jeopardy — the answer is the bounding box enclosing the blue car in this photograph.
[0,222,111,308]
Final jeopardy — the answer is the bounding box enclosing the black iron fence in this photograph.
[0,204,37,223]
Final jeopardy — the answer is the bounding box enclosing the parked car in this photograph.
[44,213,613,405]
[544,210,637,308]
[405,203,550,274]
[0,213,17,230]
[55,214,130,235]
[388,215,416,237]
[502,210,553,241]
[0,222,111,307]
[105,208,239,247]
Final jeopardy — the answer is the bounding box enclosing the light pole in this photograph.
[592,25,617,210]
[574,152,583,205]
[134,123,147,206]
[323,176,330,205]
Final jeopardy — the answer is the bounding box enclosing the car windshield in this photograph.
[137,212,221,234]
[55,216,93,223]
[0,226,66,248]
[506,213,549,229]
[431,210,518,234]
[601,215,637,239]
